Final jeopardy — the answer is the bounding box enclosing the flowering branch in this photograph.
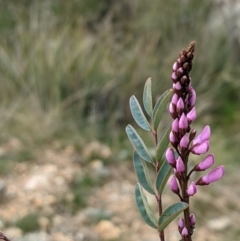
[126,41,224,241]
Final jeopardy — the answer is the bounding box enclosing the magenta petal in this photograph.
[187,107,196,123]
[180,134,188,149]
[166,147,176,166]
[175,82,181,90]
[196,154,214,171]
[172,118,179,133]
[186,182,197,196]
[176,156,185,172]
[171,72,178,81]
[178,218,185,229]
[169,176,179,193]
[169,103,174,115]
[169,131,178,144]
[193,125,211,145]
[173,62,178,71]
[191,141,209,155]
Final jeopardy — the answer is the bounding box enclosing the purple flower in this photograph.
[191,141,209,155]
[196,165,224,186]
[178,218,185,233]
[194,154,214,171]
[186,182,197,196]
[192,125,211,146]
[169,176,180,194]
[171,93,179,106]
[189,87,196,107]
[166,147,176,167]
[176,156,185,173]
[177,98,184,112]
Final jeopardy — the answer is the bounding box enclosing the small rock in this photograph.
[52,232,73,241]
[15,231,49,241]
[207,216,232,230]
[89,160,110,178]
[24,175,49,191]
[4,227,23,240]
[76,208,112,224]
[95,220,121,240]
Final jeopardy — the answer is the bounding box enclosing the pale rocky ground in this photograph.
[0,138,238,241]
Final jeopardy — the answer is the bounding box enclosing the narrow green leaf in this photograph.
[143,77,153,118]
[135,183,157,229]
[126,125,153,163]
[130,96,151,131]
[155,159,172,195]
[156,124,171,162]
[152,89,173,130]
[158,202,188,231]
[133,152,155,195]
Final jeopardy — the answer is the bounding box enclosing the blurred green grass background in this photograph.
[0,0,239,153]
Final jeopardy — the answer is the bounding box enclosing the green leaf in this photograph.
[143,77,153,118]
[129,96,151,131]
[158,202,188,231]
[133,151,155,195]
[156,124,171,162]
[126,125,153,163]
[155,159,172,195]
[135,183,157,229]
[152,89,173,130]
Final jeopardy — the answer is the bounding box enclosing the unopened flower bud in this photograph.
[174,82,182,91]
[177,98,184,113]
[176,156,185,172]
[189,129,197,142]
[171,93,179,106]
[181,227,188,237]
[196,165,224,186]
[194,154,214,171]
[189,87,196,107]
[186,182,197,196]
[172,118,179,133]
[178,218,185,233]
[180,134,188,149]
[187,107,196,123]
[191,141,209,155]
[169,131,178,147]
[172,62,178,71]
[169,176,179,194]
[189,214,196,226]
[171,72,178,83]
[179,113,188,130]
[192,126,210,146]
[166,148,176,167]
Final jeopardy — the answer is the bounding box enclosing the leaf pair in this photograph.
[135,183,188,231]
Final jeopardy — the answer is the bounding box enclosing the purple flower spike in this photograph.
[191,141,209,155]
[172,118,179,133]
[180,134,188,149]
[169,176,180,194]
[179,113,188,130]
[193,125,211,145]
[196,165,224,186]
[166,147,176,167]
[189,214,196,226]
[186,182,197,196]
[181,227,188,237]
[177,98,184,112]
[187,107,196,123]
[194,154,214,171]
[176,156,185,172]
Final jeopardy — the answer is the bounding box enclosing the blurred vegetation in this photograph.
[0,0,239,153]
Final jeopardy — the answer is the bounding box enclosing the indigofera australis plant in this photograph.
[126,42,224,241]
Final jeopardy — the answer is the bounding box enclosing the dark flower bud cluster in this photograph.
[166,42,224,241]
